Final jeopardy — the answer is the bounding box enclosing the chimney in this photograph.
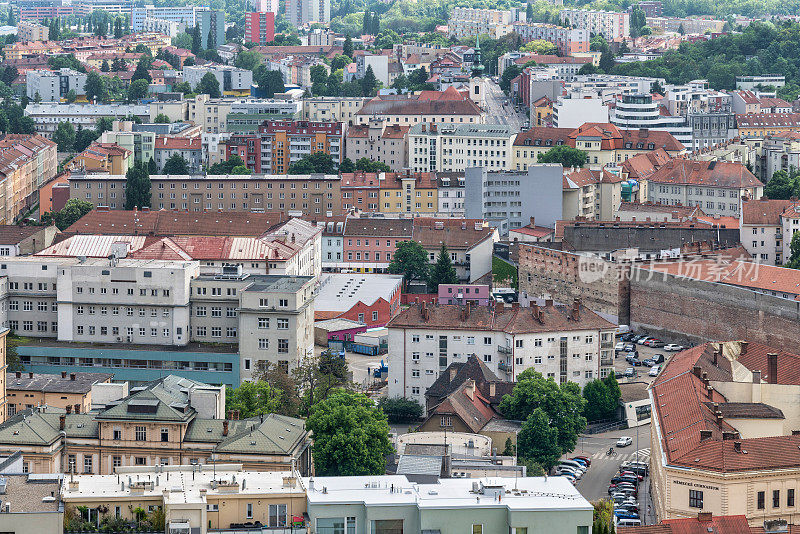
[59,415,66,430]
[450,367,458,382]
[740,340,748,355]
[699,429,712,441]
[698,512,713,522]
[571,297,580,321]
[529,216,535,228]
[712,349,719,367]
[692,366,702,378]
[464,379,476,400]
[733,441,742,452]
[65,405,72,414]
[15,372,20,378]
[768,353,778,384]
[70,373,76,381]
[61,371,67,378]
[489,382,496,398]
[715,412,723,425]
[74,404,80,414]
[28,372,33,379]
[545,298,553,307]
[222,420,229,436]
[233,410,240,420]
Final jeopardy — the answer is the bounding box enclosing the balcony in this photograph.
[600,341,614,349]
[498,345,512,354]
[601,358,613,367]
[498,361,511,372]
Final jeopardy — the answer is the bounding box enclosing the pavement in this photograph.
[483,79,527,130]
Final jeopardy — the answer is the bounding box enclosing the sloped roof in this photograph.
[427,381,499,433]
[207,413,307,454]
[426,354,513,407]
[358,92,482,116]
[647,159,761,188]
[619,515,751,534]
[96,388,196,422]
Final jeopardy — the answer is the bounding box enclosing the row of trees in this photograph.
[388,241,458,293]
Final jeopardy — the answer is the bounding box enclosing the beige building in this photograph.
[651,341,800,527]
[62,465,307,534]
[0,134,58,225]
[0,375,312,476]
[6,370,113,417]
[346,118,410,171]
[355,89,486,127]
[408,123,516,173]
[0,471,63,533]
[68,172,343,215]
[17,21,49,42]
[301,96,369,125]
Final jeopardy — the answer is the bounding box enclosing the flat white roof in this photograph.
[315,273,403,312]
[303,476,592,512]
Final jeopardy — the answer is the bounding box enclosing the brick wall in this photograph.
[629,267,800,346]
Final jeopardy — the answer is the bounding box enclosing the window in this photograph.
[258,317,270,328]
[112,456,121,468]
[113,428,122,440]
[259,338,269,350]
[161,428,169,442]
[135,457,146,466]
[774,489,781,508]
[789,489,795,507]
[441,416,452,427]
[135,426,146,441]
[83,456,93,474]
[246,503,253,519]
[278,339,289,353]
[758,491,765,509]
[472,526,483,534]
[688,489,703,508]
[277,318,289,329]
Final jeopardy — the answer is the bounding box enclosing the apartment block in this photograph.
[740,198,793,265]
[69,173,342,214]
[184,65,253,96]
[345,118,409,171]
[245,11,275,45]
[408,123,516,173]
[559,8,630,41]
[0,134,58,224]
[17,21,49,42]
[153,136,202,173]
[447,7,513,39]
[26,68,87,102]
[225,120,343,174]
[140,17,182,37]
[645,15,724,34]
[355,89,485,127]
[198,10,225,50]
[285,0,330,25]
[69,142,133,175]
[24,103,150,138]
[131,5,208,32]
[387,301,615,406]
[100,120,156,164]
[6,370,113,416]
[301,97,369,125]
[511,22,590,55]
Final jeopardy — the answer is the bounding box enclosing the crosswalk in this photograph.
[588,447,651,462]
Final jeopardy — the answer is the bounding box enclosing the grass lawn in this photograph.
[492,256,517,288]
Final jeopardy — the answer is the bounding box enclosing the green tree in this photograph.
[196,72,221,98]
[305,390,392,476]
[331,54,352,71]
[765,169,797,199]
[101,59,110,72]
[520,39,557,55]
[599,49,615,72]
[629,5,646,38]
[786,231,800,269]
[327,69,343,96]
[235,50,261,71]
[517,407,562,469]
[538,145,587,167]
[526,2,533,22]
[84,70,107,103]
[499,368,587,455]
[162,153,190,174]
[362,10,371,35]
[360,65,378,96]
[148,156,157,174]
[154,113,171,124]
[53,199,93,231]
[428,243,457,292]
[287,152,336,174]
[111,57,126,72]
[230,165,251,174]
[258,69,285,97]
[339,157,356,173]
[127,78,149,102]
[65,89,77,103]
[226,381,283,418]
[74,127,100,153]
[343,34,354,57]
[678,23,685,35]
[578,63,598,75]
[207,28,215,50]
[53,121,76,153]
[310,64,330,96]
[355,157,390,172]
[500,64,522,94]
[132,57,152,84]
[124,162,151,209]
[378,397,423,423]
[582,379,612,422]
[191,25,201,55]
[388,240,429,288]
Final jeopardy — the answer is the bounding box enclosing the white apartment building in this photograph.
[26,69,87,103]
[141,17,183,37]
[448,7,513,39]
[559,8,630,41]
[610,93,692,147]
[510,22,589,55]
[552,95,609,128]
[565,74,663,102]
[285,0,330,26]
[25,104,150,138]
[183,66,253,94]
[740,199,793,265]
[408,123,516,173]
[437,173,465,215]
[131,5,208,32]
[387,300,616,407]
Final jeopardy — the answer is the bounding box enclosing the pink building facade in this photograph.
[437,284,491,306]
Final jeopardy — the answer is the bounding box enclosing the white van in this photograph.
[617,518,641,527]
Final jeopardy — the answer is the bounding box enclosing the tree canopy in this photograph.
[388,240,430,287]
[162,153,190,175]
[428,243,457,292]
[287,152,337,174]
[196,72,221,98]
[538,145,588,168]
[582,373,621,422]
[226,381,283,418]
[53,199,94,231]
[124,162,151,210]
[53,121,76,153]
[787,231,800,269]
[306,390,392,476]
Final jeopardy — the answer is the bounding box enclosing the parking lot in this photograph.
[610,337,683,385]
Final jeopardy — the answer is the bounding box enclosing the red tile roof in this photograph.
[647,159,761,188]
[155,136,202,150]
[619,514,752,534]
[736,113,800,129]
[509,225,554,238]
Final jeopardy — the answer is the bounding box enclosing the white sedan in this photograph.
[663,344,684,352]
[616,436,633,447]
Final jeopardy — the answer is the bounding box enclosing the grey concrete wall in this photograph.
[563,225,740,253]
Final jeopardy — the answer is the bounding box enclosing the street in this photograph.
[482,78,527,131]
[566,424,656,525]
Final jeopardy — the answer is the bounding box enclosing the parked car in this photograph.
[615,505,640,516]
[621,333,636,342]
[664,344,684,352]
[573,455,591,466]
[614,511,639,520]
[560,459,586,472]
[649,339,666,348]
[637,337,653,345]
[642,358,656,367]
[620,461,648,476]
[619,470,643,481]
[615,342,625,353]
[615,371,625,379]
[624,367,636,377]
[617,436,633,447]
[617,518,642,527]
[651,353,666,364]
[649,365,661,377]
[571,458,589,468]
[624,343,636,352]
[626,355,642,366]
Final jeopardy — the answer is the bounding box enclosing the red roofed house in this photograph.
[154,136,202,173]
[618,512,768,534]
[650,340,800,526]
[740,198,798,265]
